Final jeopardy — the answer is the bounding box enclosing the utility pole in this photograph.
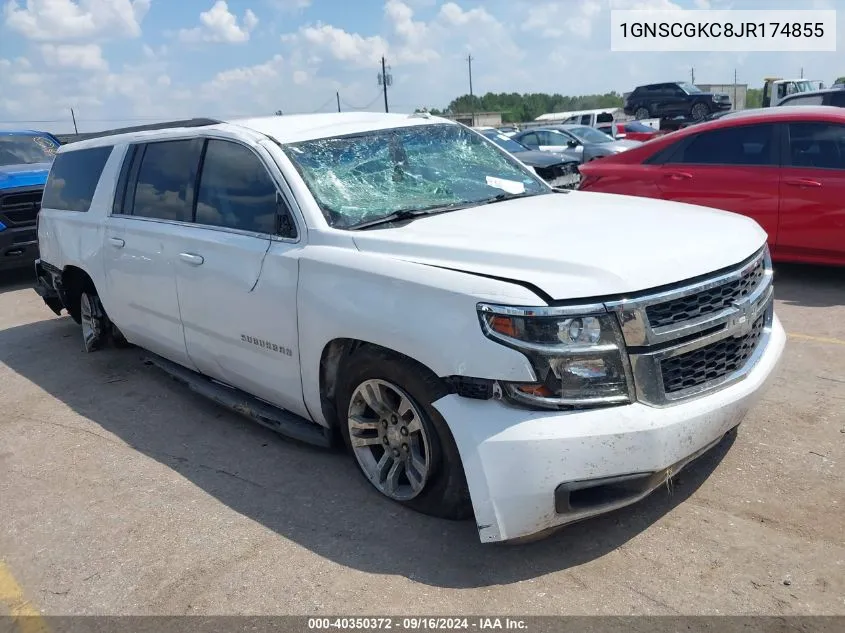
[734,68,737,109]
[336,91,341,113]
[800,67,804,78]
[70,108,78,134]
[467,54,474,126]
[690,67,695,85]
[378,56,392,113]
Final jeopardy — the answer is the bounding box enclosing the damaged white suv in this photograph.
[34,113,785,543]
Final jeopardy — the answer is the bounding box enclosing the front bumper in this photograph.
[434,314,786,543]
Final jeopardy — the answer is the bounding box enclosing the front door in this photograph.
[171,136,308,418]
[655,122,781,244]
[777,121,845,263]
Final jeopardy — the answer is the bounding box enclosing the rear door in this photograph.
[171,135,308,417]
[654,122,781,242]
[777,120,845,263]
[104,138,204,368]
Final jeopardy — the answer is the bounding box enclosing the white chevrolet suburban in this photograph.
[34,113,786,543]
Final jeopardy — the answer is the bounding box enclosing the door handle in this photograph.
[784,178,821,188]
[663,171,693,181]
[108,237,125,247]
[179,252,204,266]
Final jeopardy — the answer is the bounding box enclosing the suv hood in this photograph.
[351,192,767,301]
[0,162,51,189]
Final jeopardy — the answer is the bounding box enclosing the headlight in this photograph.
[478,303,633,410]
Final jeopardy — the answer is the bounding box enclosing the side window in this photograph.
[41,146,113,212]
[579,115,591,125]
[787,122,845,170]
[534,131,552,145]
[195,139,290,236]
[829,92,845,108]
[520,132,539,147]
[670,124,775,166]
[131,139,203,222]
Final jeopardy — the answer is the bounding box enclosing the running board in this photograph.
[144,354,333,448]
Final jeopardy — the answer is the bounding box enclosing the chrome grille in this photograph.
[605,246,774,407]
[661,313,765,393]
[646,257,765,328]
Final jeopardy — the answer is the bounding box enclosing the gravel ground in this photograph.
[0,264,843,616]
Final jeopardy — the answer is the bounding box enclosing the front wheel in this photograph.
[336,347,472,520]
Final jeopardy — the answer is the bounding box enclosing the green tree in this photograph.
[834,76,845,85]
[442,91,625,123]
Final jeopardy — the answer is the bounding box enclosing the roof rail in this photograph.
[57,118,222,144]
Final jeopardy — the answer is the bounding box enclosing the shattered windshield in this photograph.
[283,123,549,229]
[0,134,59,167]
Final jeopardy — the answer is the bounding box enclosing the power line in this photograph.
[340,92,383,111]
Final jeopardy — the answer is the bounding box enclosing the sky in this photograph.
[0,0,843,134]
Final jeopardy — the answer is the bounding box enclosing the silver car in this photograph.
[513,125,642,163]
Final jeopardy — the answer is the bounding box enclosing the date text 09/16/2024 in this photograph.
[307,617,528,630]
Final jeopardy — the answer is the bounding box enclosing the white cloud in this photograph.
[437,2,497,27]
[293,70,308,84]
[298,23,389,67]
[265,0,311,10]
[40,43,108,71]
[523,0,602,39]
[3,0,150,41]
[178,1,259,44]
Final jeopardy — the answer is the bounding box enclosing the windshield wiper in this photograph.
[346,209,430,230]
[481,191,536,205]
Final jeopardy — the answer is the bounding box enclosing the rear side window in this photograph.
[194,139,280,235]
[131,139,203,222]
[41,146,113,212]
[667,124,775,166]
[787,122,845,170]
[830,92,845,108]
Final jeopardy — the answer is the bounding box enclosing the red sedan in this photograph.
[579,106,845,266]
[597,121,666,142]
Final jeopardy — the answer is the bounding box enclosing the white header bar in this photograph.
[610,10,837,52]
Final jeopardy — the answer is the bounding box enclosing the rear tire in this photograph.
[79,289,107,353]
[335,346,473,520]
[691,102,710,121]
[634,106,651,120]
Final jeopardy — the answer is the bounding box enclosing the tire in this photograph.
[335,346,473,520]
[691,102,710,121]
[79,288,108,353]
[634,106,651,120]
[110,323,134,348]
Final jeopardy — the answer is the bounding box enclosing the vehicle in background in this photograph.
[596,120,666,142]
[777,87,845,108]
[761,78,825,107]
[34,112,784,543]
[512,125,641,163]
[496,125,520,136]
[624,82,732,122]
[0,130,60,272]
[533,108,619,129]
[578,106,845,266]
[475,127,580,189]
